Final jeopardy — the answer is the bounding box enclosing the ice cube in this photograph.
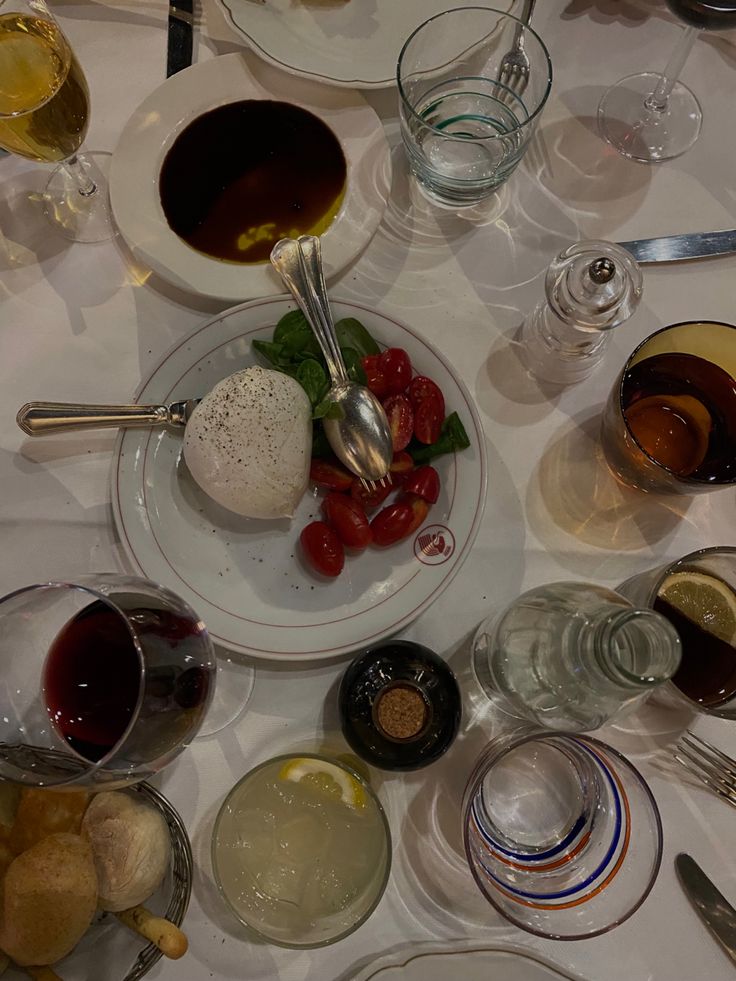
[276,813,329,865]
[255,859,311,908]
[301,863,359,920]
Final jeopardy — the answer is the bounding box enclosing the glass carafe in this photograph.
[472,581,682,732]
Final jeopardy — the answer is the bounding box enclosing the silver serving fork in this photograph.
[497,0,536,95]
[674,730,736,808]
[16,399,201,435]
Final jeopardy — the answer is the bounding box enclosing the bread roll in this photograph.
[81,792,170,912]
[0,833,97,966]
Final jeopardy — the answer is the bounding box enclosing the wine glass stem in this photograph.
[645,25,699,113]
[61,154,97,198]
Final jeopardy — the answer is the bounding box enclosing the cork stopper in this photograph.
[373,683,429,742]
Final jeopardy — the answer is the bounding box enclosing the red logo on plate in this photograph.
[414,524,455,565]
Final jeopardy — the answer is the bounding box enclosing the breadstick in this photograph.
[23,967,64,981]
[115,907,188,959]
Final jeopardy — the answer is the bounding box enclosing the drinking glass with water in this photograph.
[397,7,552,207]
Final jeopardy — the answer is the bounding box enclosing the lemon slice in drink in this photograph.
[279,758,366,810]
[659,571,736,644]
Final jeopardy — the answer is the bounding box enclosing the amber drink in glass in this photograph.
[600,321,736,494]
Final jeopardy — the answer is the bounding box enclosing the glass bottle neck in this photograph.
[584,608,682,691]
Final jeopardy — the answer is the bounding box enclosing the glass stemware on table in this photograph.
[598,0,736,162]
[0,575,215,788]
[0,0,112,241]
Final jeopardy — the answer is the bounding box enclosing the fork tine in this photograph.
[675,743,736,793]
[683,730,736,780]
[674,753,736,808]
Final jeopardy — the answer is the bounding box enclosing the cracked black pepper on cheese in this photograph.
[183,366,312,519]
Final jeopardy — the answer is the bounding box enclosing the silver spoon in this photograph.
[270,235,392,487]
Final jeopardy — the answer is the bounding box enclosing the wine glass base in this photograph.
[597,72,702,163]
[44,150,114,243]
[197,648,255,738]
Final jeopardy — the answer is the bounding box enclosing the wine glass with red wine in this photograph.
[598,1,736,162]
[0,575,216,788]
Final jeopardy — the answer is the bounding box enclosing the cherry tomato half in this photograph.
[408,376,445,418]
[403,493,431,537]
[361,355,390,400]
[300,521,345,577]
[414,395,444,445]
[370,501,414,547]
[322,492,372,549]
[350,478,393,511]
[403,465,440,504]
[379,348,412,395]
[383,394,414,452]
[310,457,353,492]
[389,451,414,484]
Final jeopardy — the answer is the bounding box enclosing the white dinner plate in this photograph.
[111,297,487,662]
[109,54,390,302]
[217,0,515,89]
[349,941,588,981]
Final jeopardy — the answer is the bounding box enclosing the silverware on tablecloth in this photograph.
[497,0,537,94]
[270,235,392,491]
[167,0,194,76]
[676,854,736,966]
[619,229,736,263]
[674,730,736,808]
[16,399,201,436]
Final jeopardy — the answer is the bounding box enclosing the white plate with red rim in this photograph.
[111,297,487,662]
[109,54,390,302]
[348,941,588,980]
[216,0,514,89]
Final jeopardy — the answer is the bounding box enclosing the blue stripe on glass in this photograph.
[474,740,625,902]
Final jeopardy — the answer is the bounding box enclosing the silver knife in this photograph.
[676,853,736,966]
[167,0,194,77]
[16,399,200,436]
[619,229,736,264]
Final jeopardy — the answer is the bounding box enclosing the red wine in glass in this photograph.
[44,598,212,764]
[666,0,736,30]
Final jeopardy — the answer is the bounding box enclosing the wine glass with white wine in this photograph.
[0,0,112,242]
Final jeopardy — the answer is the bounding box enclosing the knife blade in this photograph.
[675,853,736,966]
[618,229,736,264]
[167,0,194,77]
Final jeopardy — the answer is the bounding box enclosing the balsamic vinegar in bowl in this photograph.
[159,100,347,264]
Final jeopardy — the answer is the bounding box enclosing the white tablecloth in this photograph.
[2,0,736,977]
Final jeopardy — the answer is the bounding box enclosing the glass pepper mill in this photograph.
[472,581,682,732]
[520,240,643,386]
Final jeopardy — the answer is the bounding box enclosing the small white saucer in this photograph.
[109,54,390,302]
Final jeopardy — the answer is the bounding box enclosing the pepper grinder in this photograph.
[520,240,643,386]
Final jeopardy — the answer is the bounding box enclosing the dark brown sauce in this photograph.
[159,100,346,264]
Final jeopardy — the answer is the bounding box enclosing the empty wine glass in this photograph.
[0,0,113,240]
[598,1,736,163]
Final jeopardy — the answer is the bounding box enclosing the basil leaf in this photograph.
[409,412,471,463]
[252,339,289,367]
[274,309,310,344]
[296,359,329,407]
[335,318,380,358]
[341,346,367,385]
[311,423,331,459]
[313,399,345,421]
